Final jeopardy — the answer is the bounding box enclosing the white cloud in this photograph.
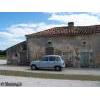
[48,13,100,26]
[0,22,64,50]
[1,12,100,50]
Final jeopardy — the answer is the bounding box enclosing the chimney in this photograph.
[68,22,74,27]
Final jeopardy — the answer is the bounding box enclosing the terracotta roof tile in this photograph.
[26,25,100,37]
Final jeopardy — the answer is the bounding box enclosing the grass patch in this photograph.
[0,70,100,81]
[0,54,6,59]
[0,50,6,59]
[0,56,6,59]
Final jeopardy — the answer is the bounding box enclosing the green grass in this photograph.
[0,70,100,81]
[0,56,6,59]
[0,55,6,59]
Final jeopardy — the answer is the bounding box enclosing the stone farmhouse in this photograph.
[7,22,100,67]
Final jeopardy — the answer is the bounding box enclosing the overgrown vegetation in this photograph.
[0,50,6,59]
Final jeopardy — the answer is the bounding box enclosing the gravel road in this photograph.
[0,75,100,87]
[0,60,100,76]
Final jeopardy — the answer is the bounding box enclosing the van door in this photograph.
[39,57,49,68]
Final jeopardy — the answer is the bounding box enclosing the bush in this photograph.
[0,50,6,59]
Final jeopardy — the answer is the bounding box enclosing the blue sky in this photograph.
[0,12,49,30]
[0,12,100,50]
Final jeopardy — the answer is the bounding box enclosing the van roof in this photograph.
[43,55,61,57]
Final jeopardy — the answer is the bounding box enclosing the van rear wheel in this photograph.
[55,66,62,71]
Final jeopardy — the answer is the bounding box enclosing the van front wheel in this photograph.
[55,66,62,71]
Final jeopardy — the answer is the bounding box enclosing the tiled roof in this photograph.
[26,25,100,37]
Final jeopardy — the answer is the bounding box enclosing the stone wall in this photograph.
[7,32,100,67]
[26,34,100,67]
[93,33,100,67]
[7,41,27,65]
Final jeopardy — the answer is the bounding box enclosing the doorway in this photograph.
[80,52,90,67]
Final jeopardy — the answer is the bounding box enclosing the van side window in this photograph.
[49,57,56,61]
[41,57,48,61]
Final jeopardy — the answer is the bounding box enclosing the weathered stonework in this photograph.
[26,34,99,67]
[7,41,28,65]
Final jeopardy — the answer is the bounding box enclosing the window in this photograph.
[48,57,60,61]
[49,57,56,61]
[48,41,52,44]
[55,57,61,61]
[83,41,86,45]
[82,40,87,46]
[41,57,48,61]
